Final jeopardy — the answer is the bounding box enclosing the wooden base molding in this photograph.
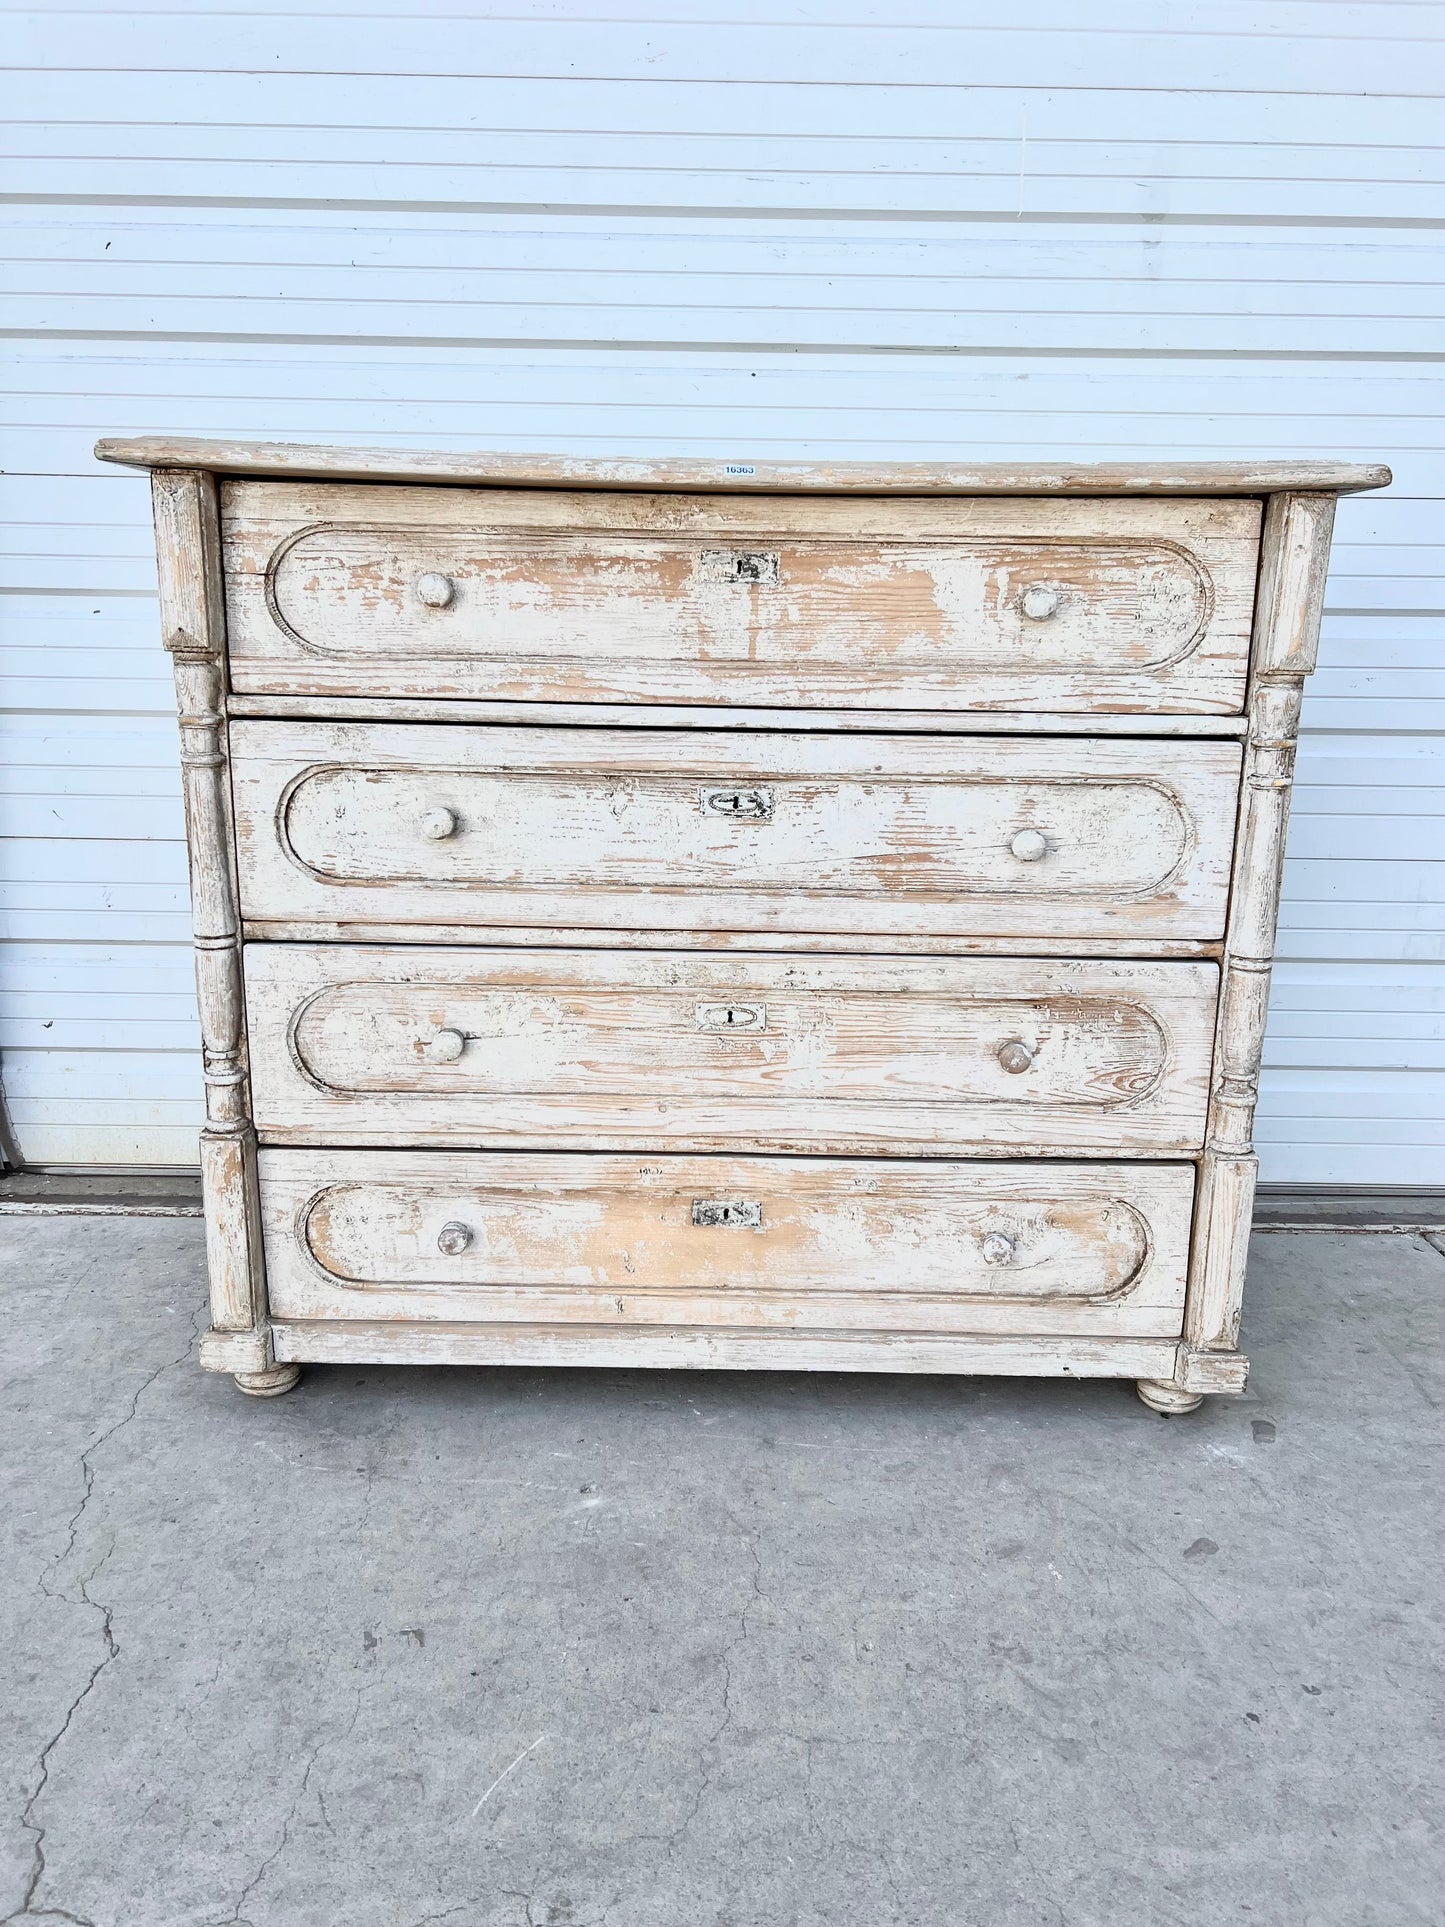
[197,1326,274,1375]
[1175,1347,1251,1395]
[267,1321,1182,1379]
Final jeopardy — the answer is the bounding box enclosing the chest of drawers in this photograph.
[100,438,1389,1411]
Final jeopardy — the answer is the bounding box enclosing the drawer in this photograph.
[260,1149,1195,1338]
[223,483,1260,714]
[230,722,1242,942]
[246,945,1218,1155]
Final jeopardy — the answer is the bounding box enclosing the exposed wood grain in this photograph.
[1175,1346,1250,1395]
[197,1327,273,1375]
[152,468,267,1340]
[229,721,1243,942]
[222,483,1260,714]
[268,1319,1182,1379]
[259,1148,1194,1337]
[197,1132,265,1334]
[1253,494,1338,687]
[1182,491,1337,1364]
[246,944,1217,1155]
[1184,1151,1257,1355]
[96,438,1393,497]
[226,694,1252,737]
[241,920,1222,960]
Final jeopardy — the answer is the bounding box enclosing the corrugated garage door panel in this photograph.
[1,0,1440,1178]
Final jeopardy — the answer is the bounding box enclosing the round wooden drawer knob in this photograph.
[437,1222,473,1255]
[1010,828,1048,863]
[997,1040,1035,1075]
[421,807,458,840]
[425,1029,466,1063]
[981,1231,1016,1268]
[415,571,456,608]
[1021,583,1062,621]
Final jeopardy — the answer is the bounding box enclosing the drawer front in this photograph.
[247,946,1218,1155]
[223,483,1259,714]
[231,723,1242,941]
[260,1149,1195,1338]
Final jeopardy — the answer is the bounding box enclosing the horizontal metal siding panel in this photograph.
[6,132,1443,225]
[10,10,1443,93]
[1,5,1440,1175]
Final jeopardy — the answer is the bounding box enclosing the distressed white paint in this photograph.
[228,720,1243,940]
[138,459,1347,1400]
[245,944,1219,1154]
[221,480,1261,712]
[1,0,1439,1180]
[259,1147,1197,1335]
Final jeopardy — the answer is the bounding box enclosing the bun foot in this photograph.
[234,1364,302,1398]
[1136,1378,1204,1416]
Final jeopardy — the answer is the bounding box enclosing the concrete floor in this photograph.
[2,1219,1440,1927]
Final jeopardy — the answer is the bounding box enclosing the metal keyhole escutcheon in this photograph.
[700,786,775,821]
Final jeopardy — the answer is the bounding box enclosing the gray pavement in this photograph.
[2,1215,1441,1927]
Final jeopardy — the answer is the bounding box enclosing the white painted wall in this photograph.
[2,0,1441,1182]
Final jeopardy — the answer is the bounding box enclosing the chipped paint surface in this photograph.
[281,767,1195,897]
[233,721,1241,941]
[248,946,1217,1155]
[99,439,1391,495]
[261,1148,1194,1337]
[270,530,1213,672]
[223,484,1260,711]
[289,982,1171,1106]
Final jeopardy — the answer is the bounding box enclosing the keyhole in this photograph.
[702,548,779,585]
[694,1001,767,1033]
[700,785,774,820]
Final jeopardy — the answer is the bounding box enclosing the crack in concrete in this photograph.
[1007,1823,1067,1927]
[218,1734,326,1927]
[636,1534,761,1858]
[665,1647,734,1851]
[498,1896,607,1927]
[403,1904,472,1927]
[739,1531,770,1638]
[6,1295,205,1927]
[2,1908,99,1926]
[875,1838,907,1922]
[215,1674,374,1927]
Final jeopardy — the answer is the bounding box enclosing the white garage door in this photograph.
[2,1,1442,1183]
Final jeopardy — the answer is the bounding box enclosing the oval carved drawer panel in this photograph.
[259,1149,1195,1338]
[231,723,1241,941]
[247,947,1217,1154]
[223,483,1260,713]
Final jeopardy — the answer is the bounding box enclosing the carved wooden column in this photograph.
[1149,492,1337,1410]
[151,469,298,1394]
